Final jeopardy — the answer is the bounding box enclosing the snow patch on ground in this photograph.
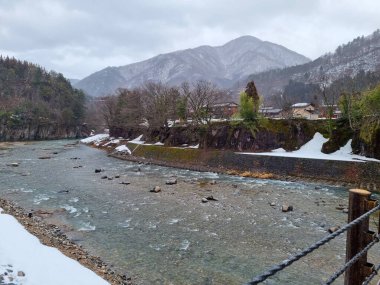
[115,145,131,154]
[0,208,109,285]
[129,135,145,144]
[240,132,380,163]
[80,134,109,144]
[188,144,199,149]
[104,139,120,146]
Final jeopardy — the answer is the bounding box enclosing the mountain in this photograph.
[74,36,310,97]
[69,78,80,86]
[245,29,380,98]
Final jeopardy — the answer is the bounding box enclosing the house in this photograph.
[319,104,342,119]
[291,103,318,120]
[211,102,239,119]
[259,107,283,119]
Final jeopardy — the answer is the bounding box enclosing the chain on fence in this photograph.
[245,202,380,285]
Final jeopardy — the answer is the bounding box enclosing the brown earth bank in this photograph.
[0,198,133,285]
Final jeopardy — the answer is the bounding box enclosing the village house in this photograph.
[259,107,283,119]
[291,103,319,120]
[211,102,239,119]
[318,104,342,119]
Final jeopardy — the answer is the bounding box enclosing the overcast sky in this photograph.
[1,0,379,79]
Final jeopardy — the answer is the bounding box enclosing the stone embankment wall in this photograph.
[111,119,380,160]
[114,144,380,192]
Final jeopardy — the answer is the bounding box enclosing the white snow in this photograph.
[104,139,120,146]
[0,208,109,285]
[115,145,131,154]
[240,132,380,163]
[292,103,310,108]
[129,135,145,144]
[188,144,200,149]
[80,134,109,144]
[153,142,165,146]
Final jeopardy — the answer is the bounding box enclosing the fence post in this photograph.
[344,189,372,285]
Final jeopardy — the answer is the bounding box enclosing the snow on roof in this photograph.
[0,208,109,285]
[260,108,282,113]
[211,102,238,107]
[292,103,311,108]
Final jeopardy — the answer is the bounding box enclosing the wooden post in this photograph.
[344,189,371,285]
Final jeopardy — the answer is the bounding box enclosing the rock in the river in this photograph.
[342,208,349,214]
[269,202,276,206]
[328,226,340,233]
[165,178,177,185]
[17,271,25,277]
[209,180,217,185]
[101,175,108,179]
[95,169,102,173]
[108,177,114,180]
[119,182,131,185]
[281,205,293,212]
[150,186,161,193]
[115,175,120,178]
[201,198,209,203]
[8,162,19,167]
[206,196,218,201]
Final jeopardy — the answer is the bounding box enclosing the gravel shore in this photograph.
[0,198,132,285]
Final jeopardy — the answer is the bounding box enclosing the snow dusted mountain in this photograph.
[75,36,310,97]
[246,29,380,97]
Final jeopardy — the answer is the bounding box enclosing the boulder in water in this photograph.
[150,186,161,193]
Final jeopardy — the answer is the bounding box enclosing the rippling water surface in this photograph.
[0,140,377,285]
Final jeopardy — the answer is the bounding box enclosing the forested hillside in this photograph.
[244,29,380,99]
[0,56,87,140]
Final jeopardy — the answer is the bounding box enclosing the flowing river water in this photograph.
[0,140,378,285]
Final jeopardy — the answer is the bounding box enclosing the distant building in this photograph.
[211,102,239,119]
[291,103,318,120]
[319,104,342,119]
[259,107,282,119]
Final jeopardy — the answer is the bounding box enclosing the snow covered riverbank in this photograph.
[0,208,109,285]
[240,133,380,163]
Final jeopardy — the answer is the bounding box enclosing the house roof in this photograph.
[212,102,239,107]
[292,103,311,108]
[260,108,282,114]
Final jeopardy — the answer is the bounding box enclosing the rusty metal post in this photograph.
[344,189,372,285]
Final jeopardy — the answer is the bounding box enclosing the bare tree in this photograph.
[101,95,118,129]
[140,82,180,128]
[181,80,220,125]
[319,67,337,136]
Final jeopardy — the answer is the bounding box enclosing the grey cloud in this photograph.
[0,0,379,79]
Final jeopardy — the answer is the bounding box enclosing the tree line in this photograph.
[94,80,231,133]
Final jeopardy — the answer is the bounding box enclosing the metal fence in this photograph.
[246,189,380,285]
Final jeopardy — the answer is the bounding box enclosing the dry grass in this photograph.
[227,169,275,179]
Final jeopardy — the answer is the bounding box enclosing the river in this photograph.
[0,140,376,285]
